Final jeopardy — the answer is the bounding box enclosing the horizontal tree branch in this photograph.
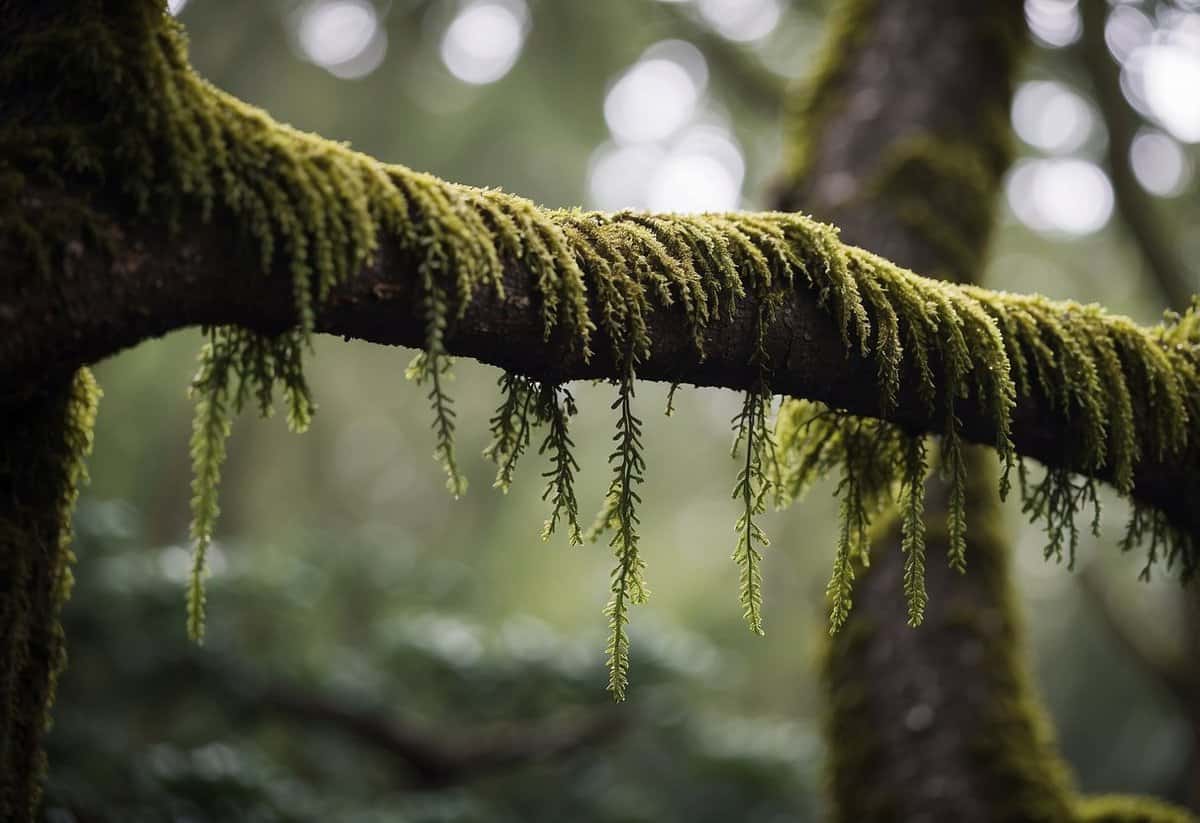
[4,179,1199,544]
[4,0,1197,553]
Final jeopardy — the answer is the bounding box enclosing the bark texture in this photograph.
[4,183,1200,541]
[786,1,1194,820]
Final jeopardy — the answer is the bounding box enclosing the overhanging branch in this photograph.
[3,180,1199,542]
[2,0,1199,555]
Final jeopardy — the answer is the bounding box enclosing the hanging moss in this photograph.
[784,0,1195,818]
[5,0,1200,712]
[0,370,99,821]
[820,456,1084,822]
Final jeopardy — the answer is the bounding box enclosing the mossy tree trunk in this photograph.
[780,1,1194,820]
[0,373,98,821]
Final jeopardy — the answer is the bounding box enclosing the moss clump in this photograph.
[0,370,99,821]
[863,128,1014,284]
[776,279,1199,630]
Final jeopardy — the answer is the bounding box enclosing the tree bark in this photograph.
[778,0,1127,819]
[785,0,1200,818]
[4,179,1200,543]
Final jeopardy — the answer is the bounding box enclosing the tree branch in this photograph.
[6,175,1200,545]
[250,681,626,788]
[2,0,1198,547]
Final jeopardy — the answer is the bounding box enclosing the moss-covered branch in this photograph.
[3,0,1199,651]
[3,21,1199,550]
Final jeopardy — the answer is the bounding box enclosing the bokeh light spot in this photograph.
[1140,44,1200,143]
[1104,4,1153,63]
[1006,158,1113,236]
[647,126,744,212]
[1131,128,1192,197]
[1025,0,1081,47]
[588,125,744,213]
[440,0,529,86]
[1011,81,1093,154]
[298,0,380,70]
[604,58,702,144]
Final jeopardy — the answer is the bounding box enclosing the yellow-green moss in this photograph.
[863,127,1013,284]
[1078,795,1200,823]
[788,1,1194,819]
[819,455,1085,822]
[5,0,1200,714]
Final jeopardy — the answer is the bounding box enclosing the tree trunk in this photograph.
[782,1,1194,820]
[0,372,98,821]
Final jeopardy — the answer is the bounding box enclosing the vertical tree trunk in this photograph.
[775,0,1087,818]
[0,371,99,821]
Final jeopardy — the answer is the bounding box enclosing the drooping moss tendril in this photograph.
[536,384,583,546]
[730,387,775,636]
[599,366,650,701]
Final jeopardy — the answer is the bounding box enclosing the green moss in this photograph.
[820,456,1082,822]
[787,2,1194,819]
[863,126,1013,284]
[5,0,1199,714]
[0,370,99,820]
[781,0,880,181]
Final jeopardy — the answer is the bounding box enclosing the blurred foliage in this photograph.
[40,0,1200,818]
[45,499,819,821]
